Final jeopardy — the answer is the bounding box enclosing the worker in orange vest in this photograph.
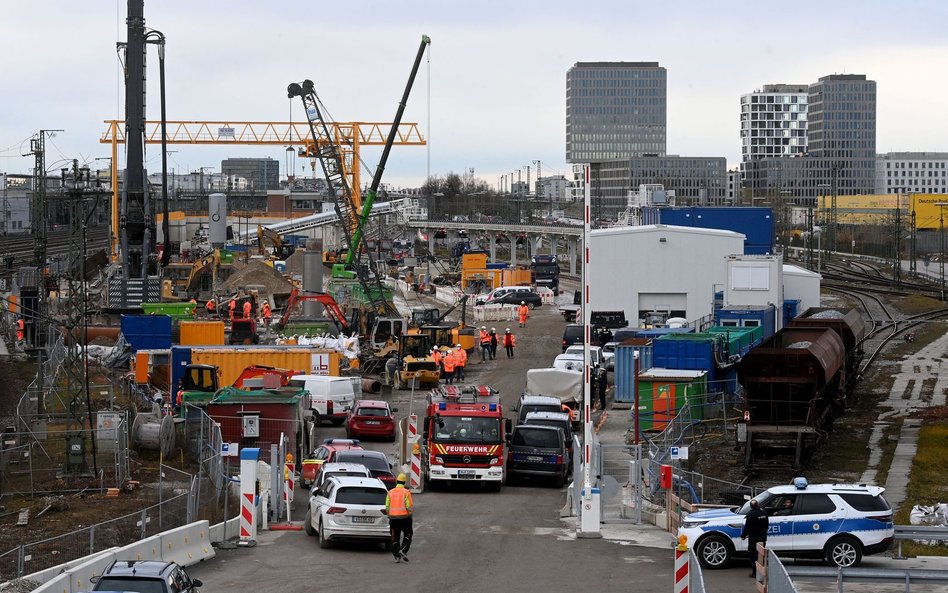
[16,318,25,342]
[242,298,253,320]
[561,404,576,422]
[205,298,216,319]
[502,328,516,358]
[385,473,414,562]
[228,298,237,321]
[453,344,467,381]
[517,302,529,328]
[431,347,443,373]
[441,349,456,385]
[262,301,272,327]
[479,326,491,363]
[189,298,198,318]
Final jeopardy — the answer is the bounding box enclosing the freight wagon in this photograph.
[786,307,865,391]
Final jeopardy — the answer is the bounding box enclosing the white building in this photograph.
[588,225,745,324]
[537,175,570,202]
[724,255,785,329]
[740,84,808,162]
[875,152,948,194]
[726,169,741,203]
[782,264,821,313]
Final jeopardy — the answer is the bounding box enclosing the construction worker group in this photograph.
[477,326,517,362]
[432,342,467,385]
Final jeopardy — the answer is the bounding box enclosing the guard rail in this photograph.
[893,524,948,558]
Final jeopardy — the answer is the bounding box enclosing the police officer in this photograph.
[741,499,769,578]
[385,473,414,563]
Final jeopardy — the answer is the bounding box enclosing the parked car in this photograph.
[300,438,364,488]
[333,449,398,489]
[562,345,604,369]
[475,286,533,306]
[490,289,542,308]
[523,410,574,461]
[346,400,398,441]
[561,324,584,352]
[305,476,391,549]
[601,342,617,371]
[515,394,565,425]
[679,478,894,569]
[507,424,570,487]
[312,462,372,494]
[92,560,202,593]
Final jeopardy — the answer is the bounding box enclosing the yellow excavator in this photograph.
[257,225,296,260]
[161,249,220,300]
[407,295,477,352]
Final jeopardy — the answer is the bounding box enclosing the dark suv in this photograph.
[507,424,570,487]
[492,290,542,308]
[92,560,202,593]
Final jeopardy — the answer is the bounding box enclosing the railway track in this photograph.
[0,228,110,274]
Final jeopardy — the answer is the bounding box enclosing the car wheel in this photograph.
[304,510,316,536]
[318,519,333,549]
[695,534,733,569]
[825,536,862,567]
[529,302,538,309]
[312,411,322,427]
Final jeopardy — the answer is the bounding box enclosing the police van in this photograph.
[678,478,894,568]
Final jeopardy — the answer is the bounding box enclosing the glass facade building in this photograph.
[566,62,667,163]
[740,84,808,161]
[220,158,280,192]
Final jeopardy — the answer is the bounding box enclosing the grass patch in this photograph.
[884,320,948,360]
[892,295,944,316]
[892,417,948,557]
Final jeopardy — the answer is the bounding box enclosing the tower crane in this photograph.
[287,34,430,314]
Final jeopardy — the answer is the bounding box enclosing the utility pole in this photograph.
[806,207,814,270]
[30,130,62,268]
[910,209,917,278]
[893,194,902,285]
[830,164,839,257]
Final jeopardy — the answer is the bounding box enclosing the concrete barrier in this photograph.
[123,534,163,562]
[30,572,70,593]
[160,520,215,567]
[17,547,120,585]
[210,515,241,543]
[434,286,458,306]
[67,551,117,593]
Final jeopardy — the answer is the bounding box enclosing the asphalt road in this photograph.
[188,303,758,593]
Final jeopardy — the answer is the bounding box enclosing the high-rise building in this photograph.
[566,62,666,163]
[876,152,948,194]
[220,158,280,192]
[740,84,808,162]
[742,74,876,203]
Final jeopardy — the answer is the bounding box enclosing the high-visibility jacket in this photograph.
[503,333,515,347]
[262,303,271,319]
[518,305,529,319]
[456,348,467,366]
[386,485,413,517]
[442,355,456,372]
[16,319,24,341]
[432,350,442,365]
[228,300,237,317]
[561,404,576,421]
[242,301,252,318]
[479,330,490,346]
[206,300,216,312]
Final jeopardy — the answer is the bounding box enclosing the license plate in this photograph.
[457,470,475,479]
[527,455,543,462]
[351,516,374,523]
[365,420,380,425]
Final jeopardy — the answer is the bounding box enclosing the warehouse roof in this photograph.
[591,224,745,240]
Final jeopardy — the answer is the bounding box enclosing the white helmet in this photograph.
[505,328,511,332]
[521,301,525,305]
[481,325,487,330]
[459,428,468,437]
[456,344,462,348]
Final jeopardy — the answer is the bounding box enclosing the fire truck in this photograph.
[422,385,511,491]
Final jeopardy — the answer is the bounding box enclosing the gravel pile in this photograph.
[808,309,845,319]
[220,261,294,296]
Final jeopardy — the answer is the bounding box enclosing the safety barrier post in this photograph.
[238,447,261,546]
[408,414,423,492]
[674,535,689,593]
[283,454,295,522]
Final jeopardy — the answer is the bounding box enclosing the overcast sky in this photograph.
[2,0,947,191]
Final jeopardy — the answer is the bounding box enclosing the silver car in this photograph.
[305,475,391,550]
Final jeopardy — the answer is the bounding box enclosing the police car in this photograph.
[679,478,894,568]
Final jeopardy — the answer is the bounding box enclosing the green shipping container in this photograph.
[141,302,197,320]
[636,369,707,431]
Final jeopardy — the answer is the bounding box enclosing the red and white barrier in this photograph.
[674,543,689,593]
[239,448,261,546]
[282,458,295,522]
[408,414,423,492]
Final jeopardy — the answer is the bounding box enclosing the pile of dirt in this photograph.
[220,260,294,296]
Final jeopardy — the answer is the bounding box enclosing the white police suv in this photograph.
[679,478,894,568]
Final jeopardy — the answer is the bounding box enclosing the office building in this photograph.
[876,152,948,194]
[220,158,280,192]
[740,84,808,162]
[566,62,666,163]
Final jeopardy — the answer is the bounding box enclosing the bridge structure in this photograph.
[404,218,584,274]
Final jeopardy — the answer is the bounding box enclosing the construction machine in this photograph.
[395,333,440,390]
[257,225,296,260]
[408,295,477,352]
[287,35,430,315]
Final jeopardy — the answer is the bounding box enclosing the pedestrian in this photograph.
[205,298,216,320]
[262,301,272,328]
[228,298,236,322]
[741,499,769,578]
[242,298,253,320]
[597,370,608,411]
[385,355,399,388]
[385,473,414,563]
[15,318,25,343]
[517,301,529,328]
[454,345,467,381]
[479,326,491,363]
[502,328,516,358]
[489,328,498,360]
[442,350,456,385]
[431,347,443,374]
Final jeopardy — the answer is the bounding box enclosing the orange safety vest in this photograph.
[386,485,412,517]
[16,319,24,341]
[206,300,216,312]
[242,301,252,317]
[518,305,529,318]
[456,348,467,366]
[262,303,271,319]
[442,355,456,372]
[503,333,515,347]
[479,330,490,345]
[432,350,442,365]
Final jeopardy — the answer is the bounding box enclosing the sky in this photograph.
[2,0,948,191]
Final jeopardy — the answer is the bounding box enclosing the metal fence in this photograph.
[766,548,798,593]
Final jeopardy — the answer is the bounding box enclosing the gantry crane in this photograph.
[287,34,430,314]
[99,120,426,262]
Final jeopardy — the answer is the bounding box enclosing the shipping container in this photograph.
[179,320,226,345]
[651,332,750,395]
[714,304,777,340]
[170,346,342,392]
[121,315,173,351]
[140,302,197,320]
[637,369,707,431]
[613,340,652,404]
[642,206,774,255]
[205,390,308,461]
[705,326,764,355]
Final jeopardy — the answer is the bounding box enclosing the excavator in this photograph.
[257,225,296,260]
[408,294,478,352]
[288,35,430,315]
[161,249,220,300]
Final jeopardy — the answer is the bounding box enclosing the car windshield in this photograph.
[434,416,501,443]
[94,577,166,593]
[355,407,388,417]
[526,419,568,433]
[334,452,390,471]
[736,492,775,515]
[335,486,387,505]
[513,428,560,448]
[521,404,562,418]
[323,470,368,483]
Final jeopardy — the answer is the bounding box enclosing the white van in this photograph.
[289,375,360,426]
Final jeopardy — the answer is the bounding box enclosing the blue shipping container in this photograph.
[714,304,776,341]
[121,315,173,352]
[171,346,193,399]
[642,206,774,255]
[614,343,652,403]
[650,334,741,396]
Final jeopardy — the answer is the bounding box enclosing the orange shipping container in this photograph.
[179,320,226,345]
[189,347,341,386]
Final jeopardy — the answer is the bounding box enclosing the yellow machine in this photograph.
[162,249,220,300]
[257,225,295,259]
[396,334,440,390]
[406,295,477,352]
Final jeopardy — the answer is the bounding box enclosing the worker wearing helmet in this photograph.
[453,344,467,381]
[517,301,529,328]
[261,301,272,328]
[479,326,491,363]
[205,298,216,320]
[431,347,443,372]
[442,348,457,385]
[489,328,498,360]
[503,328,516,358]
[385,473,414,563]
